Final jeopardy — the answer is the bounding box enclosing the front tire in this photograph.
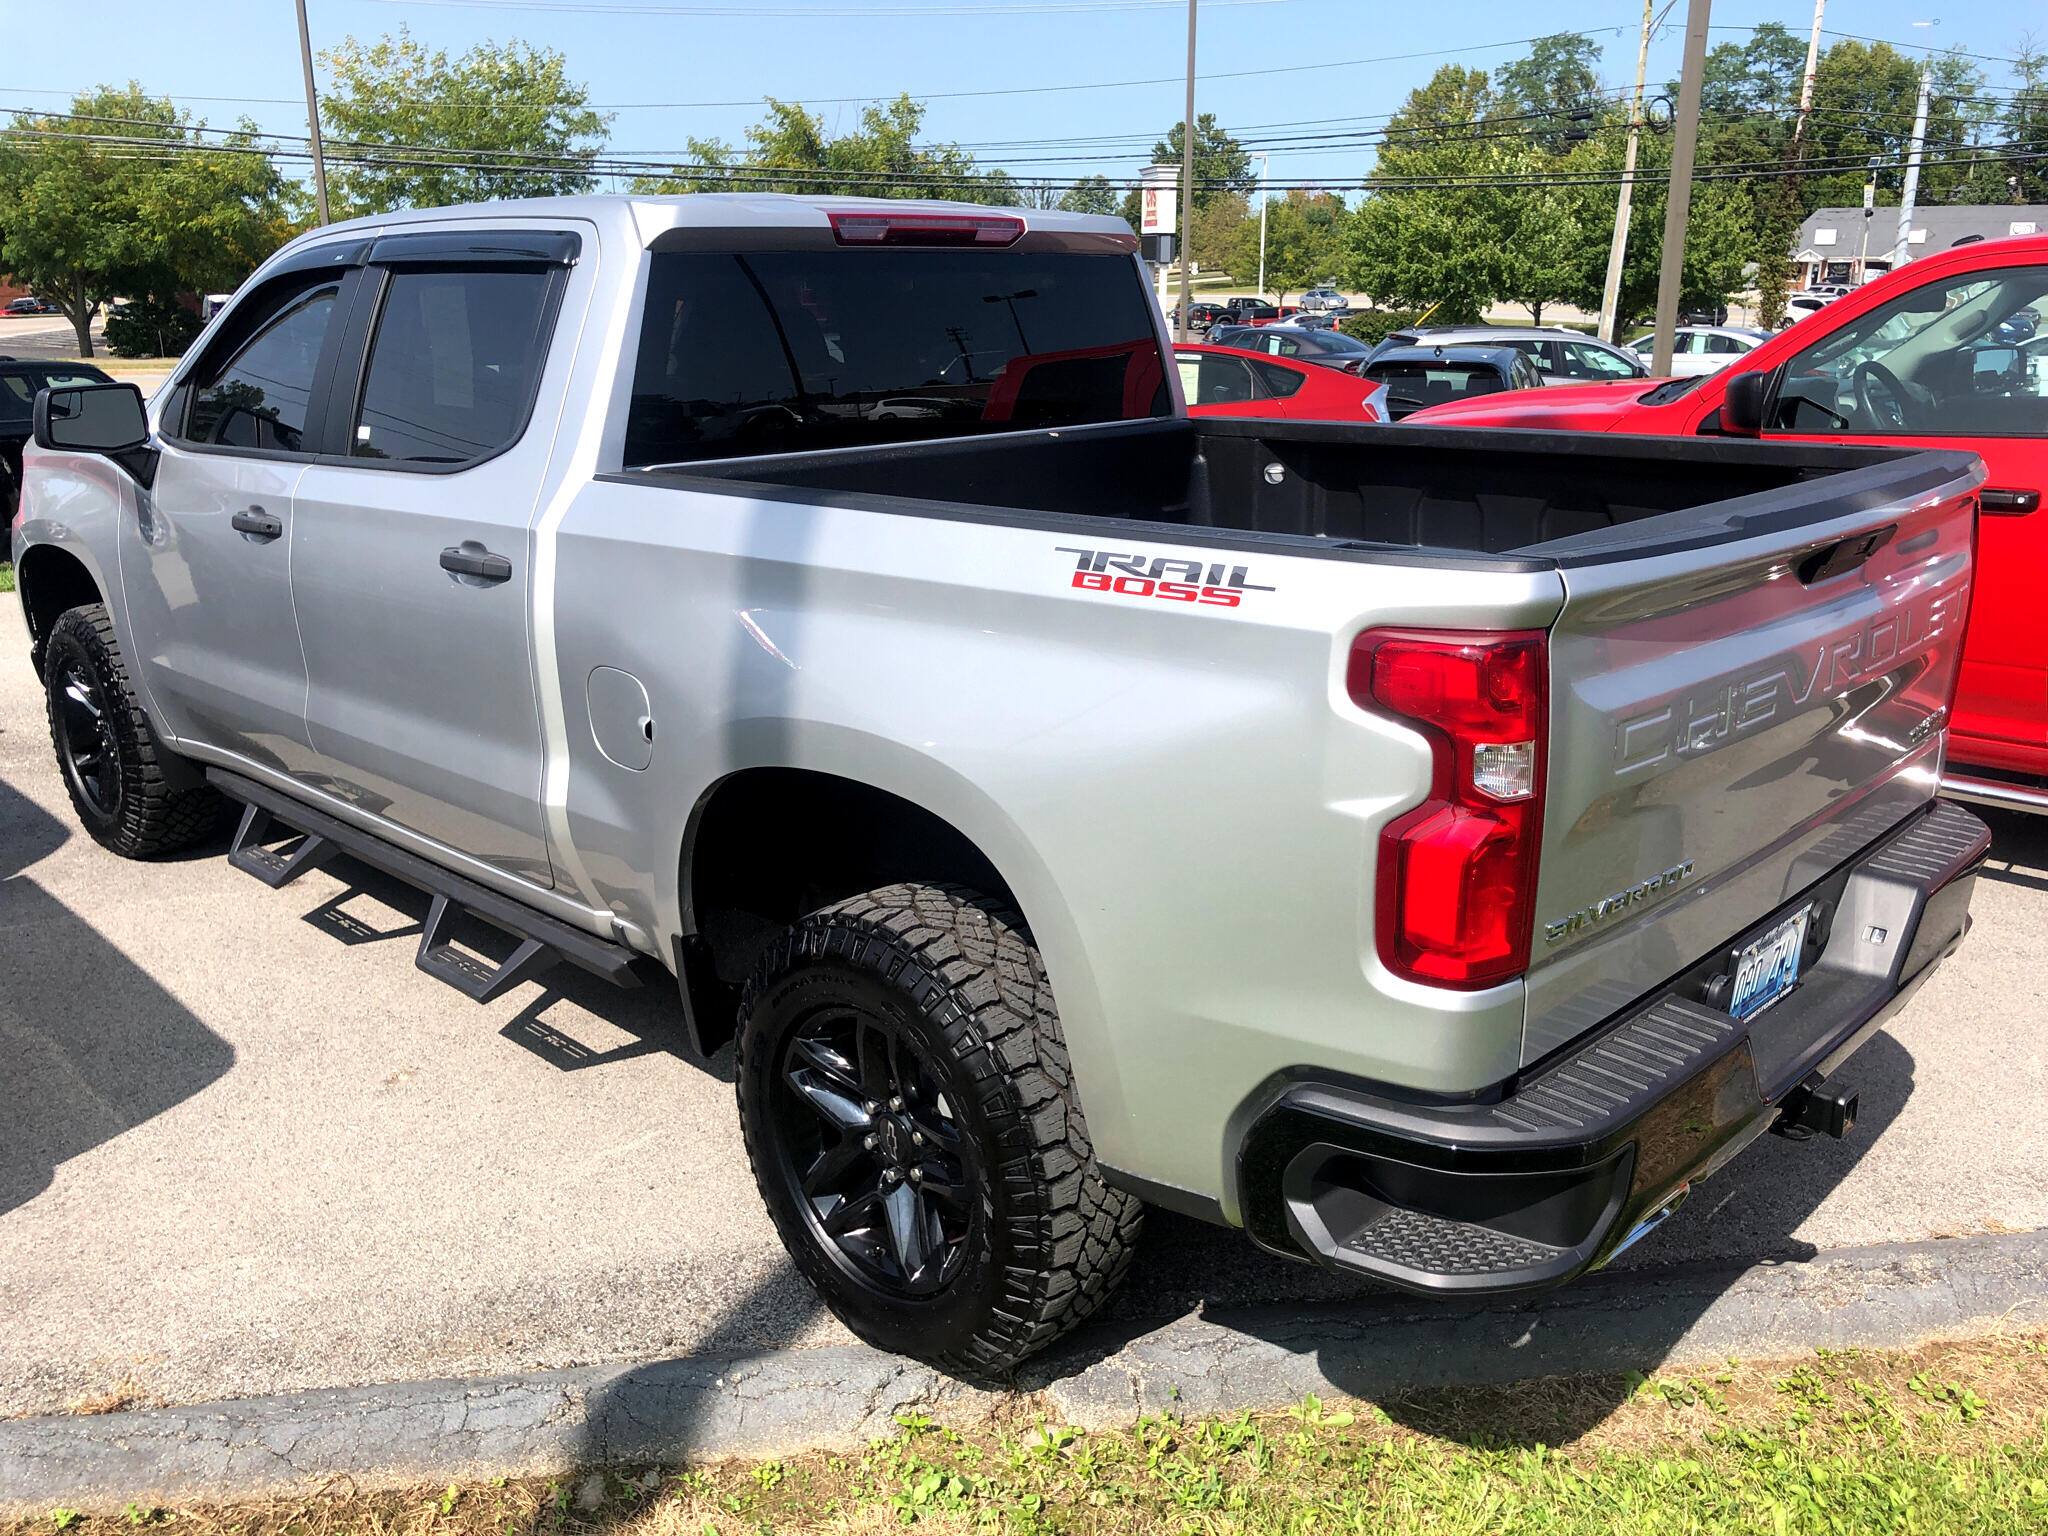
[42,604,221,857]
[737,883,1143,1376]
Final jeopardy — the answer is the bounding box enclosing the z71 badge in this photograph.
[1054,546,1275,608]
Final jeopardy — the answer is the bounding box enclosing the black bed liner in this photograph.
[607,417,1979,568]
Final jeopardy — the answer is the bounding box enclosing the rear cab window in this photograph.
[623,248,1169,466]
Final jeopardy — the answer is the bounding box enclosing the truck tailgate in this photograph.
[1521,453,1981,1064]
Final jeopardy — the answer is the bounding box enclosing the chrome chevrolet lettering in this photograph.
[1613,589,1964,776]
[1544,860,1695,944]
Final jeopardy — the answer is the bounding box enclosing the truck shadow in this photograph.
[1048,1028,1918,1447]
[0,774,237,1219]
[1973,804,2048,894]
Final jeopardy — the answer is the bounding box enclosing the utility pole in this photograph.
[1650,0,1711,378]
[1254,152,1270,299]
[1792,0,1825,145]
[1597,0,1656,342]
[1177,0,1197,343]
[295,0,332,226]
[1890,61,1932,268]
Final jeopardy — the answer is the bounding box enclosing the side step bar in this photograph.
[1941,772,2048,815]
[210,767,642,1002]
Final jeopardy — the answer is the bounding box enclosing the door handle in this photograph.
[231,507,283,541]
[1981,487,2041,516]
[440,540,513,584]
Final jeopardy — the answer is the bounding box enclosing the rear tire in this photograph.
[42,604,221,858]
[737,882,1143,1376]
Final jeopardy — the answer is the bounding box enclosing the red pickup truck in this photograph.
[1408,236,2048,814]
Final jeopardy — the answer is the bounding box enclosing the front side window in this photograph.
[350,267,555,465]
[183,285,338,451]
[624,249,1167,465]
[1771,265,2048,436]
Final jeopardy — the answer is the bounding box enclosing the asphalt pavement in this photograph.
[1,594,2045,1418]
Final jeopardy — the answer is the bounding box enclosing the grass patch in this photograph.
[0,562,13,595]
[13,1336,2048,1535]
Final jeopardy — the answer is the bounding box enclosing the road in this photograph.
[1,591,2045,1417]
[0,315,105,364]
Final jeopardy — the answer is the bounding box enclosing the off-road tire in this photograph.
[737,882,1144,1376]
[42,604,222,857]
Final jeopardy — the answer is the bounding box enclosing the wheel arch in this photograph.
[15,540,107,673]
[669,737,1099,1079]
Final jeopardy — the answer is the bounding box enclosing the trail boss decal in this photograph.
[1055,546,1275,607]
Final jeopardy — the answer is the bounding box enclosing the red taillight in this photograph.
[1349,628,1548,990]
[828,211,1025,247]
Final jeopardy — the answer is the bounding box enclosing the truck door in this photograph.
[286,233,583,888]
[123,269,354,773]
[1763,259,2048,765]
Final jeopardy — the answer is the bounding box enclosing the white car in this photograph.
[1625,324,1770,376]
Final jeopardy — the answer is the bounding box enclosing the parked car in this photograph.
[1622,325,1768,377]
[1378,325,1646,386]
[1299,286,1347,312]
[1221,299,1284,327]
[1167,301,1229,334]
[1362,343,1546,417]
[1780,293,1837,328]
[1208,323,1376,374]
[14,195,1989,1377]
[1678,305,1731,327]
[4,296,58,317]
[1173,342,1386,419]
[1404,231,2048,814]
[1,360,113,525]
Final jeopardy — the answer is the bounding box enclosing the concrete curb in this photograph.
[7,1229,2045,1515]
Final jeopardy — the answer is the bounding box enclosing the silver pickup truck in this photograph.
[11,195,1992,1376]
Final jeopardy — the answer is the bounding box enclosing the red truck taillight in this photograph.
[1349,629,1548,990]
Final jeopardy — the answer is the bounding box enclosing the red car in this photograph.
[1175,342,1388,422]
[1408,236,2048,812]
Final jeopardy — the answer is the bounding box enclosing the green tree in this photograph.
[1255,190,1346,304]
[1495,33,1604,151]
[1345,67,1513,320]
[1059,174,1122,218]
[1143,114,1254,212]
[1501,188,1591,324]
[634,95,1007,203]
[318,28,609,214]
[0,86,286,356]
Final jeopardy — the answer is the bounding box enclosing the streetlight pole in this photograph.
[1891,61,1932,268]
[1176,0,1197,343]
[295,0,332,226]
[1254,152,1269,300]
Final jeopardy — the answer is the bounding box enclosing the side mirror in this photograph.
[1720,369,1770,436]
[33,382,151,454]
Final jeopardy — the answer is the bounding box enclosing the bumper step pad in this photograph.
[1339,1206,1563,1278]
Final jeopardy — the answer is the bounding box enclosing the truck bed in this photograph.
[635,416,1978,566]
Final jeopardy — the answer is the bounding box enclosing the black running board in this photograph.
[209,766,642,1000]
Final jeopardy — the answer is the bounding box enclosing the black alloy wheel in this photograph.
[40,603,222,857]
[737,883,1144,1375]
[772,1002,974,1296]
[54,649,122,822]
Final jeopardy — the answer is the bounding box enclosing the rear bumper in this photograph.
[1235,800,1991,1295]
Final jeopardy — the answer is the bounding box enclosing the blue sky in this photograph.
[7,0,2042,192]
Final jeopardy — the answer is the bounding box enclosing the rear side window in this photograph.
[350,268,555,465]
[1249,359,1306,398]
[624,249,1169,465]
[183,285,339,452]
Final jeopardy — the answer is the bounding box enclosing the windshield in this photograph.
[624,248,1169,465]
[1364,360,1504,415]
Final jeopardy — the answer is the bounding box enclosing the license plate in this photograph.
[1729,907,1810,1021]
